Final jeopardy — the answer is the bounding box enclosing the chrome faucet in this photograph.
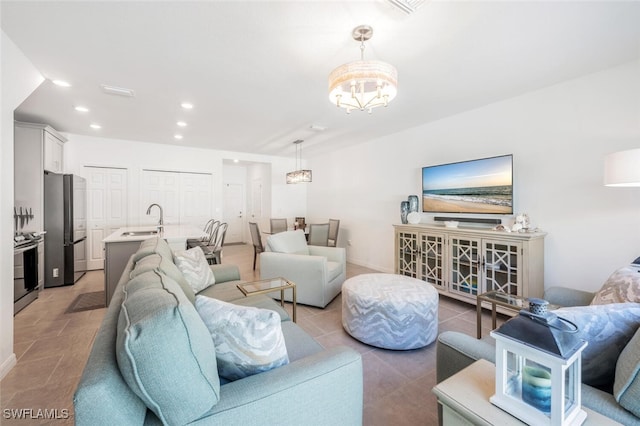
[146,203,164,232]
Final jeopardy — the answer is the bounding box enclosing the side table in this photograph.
[432,359,621,426]
[237,277,297,322]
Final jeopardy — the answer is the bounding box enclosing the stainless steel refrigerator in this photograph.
[44,172,87,287]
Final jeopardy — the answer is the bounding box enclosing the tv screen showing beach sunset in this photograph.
[422,155,513,214]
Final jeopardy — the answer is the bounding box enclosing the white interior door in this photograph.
[85,166,128,270]
[223,183,245,244]
[250,178,263,224]
[141,170,180,226]
[181,173,213,229]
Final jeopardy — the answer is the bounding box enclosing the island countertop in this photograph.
[103,224,206,243]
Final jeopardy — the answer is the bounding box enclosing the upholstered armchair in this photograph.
[260,230,346,308]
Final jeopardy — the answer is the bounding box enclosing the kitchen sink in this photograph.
[121,230,158,237]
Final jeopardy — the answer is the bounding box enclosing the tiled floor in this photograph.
[0,243,504,425]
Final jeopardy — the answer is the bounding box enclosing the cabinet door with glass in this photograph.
[449,235,482,298]
[396,230,420,278]
[419,231,446,290]
[483,239,522,296]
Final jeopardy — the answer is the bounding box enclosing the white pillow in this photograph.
[194,295,289,381]
[173,247,215,293]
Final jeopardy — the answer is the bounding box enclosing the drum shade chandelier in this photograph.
[328,25,398,114]
[286,140,312,184]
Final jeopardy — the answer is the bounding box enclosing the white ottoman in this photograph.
[342,273,438,350]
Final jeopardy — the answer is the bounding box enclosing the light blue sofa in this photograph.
[74,237,363,425]
[436,287,640,425]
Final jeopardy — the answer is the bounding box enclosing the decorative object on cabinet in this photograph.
[407,212,421,224]
[443,220,459,228]
[408,195,419,213]
[394,223,546,311]
[328,25,398,114]
[490,302,587,426]
[400,201,409,224]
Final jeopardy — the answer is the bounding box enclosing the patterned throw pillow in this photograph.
[591,266,640,305]
[195,295,289,381]
[554,303,640,388]
[174,248,215,293]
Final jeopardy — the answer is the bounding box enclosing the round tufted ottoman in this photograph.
[341,273,439,350]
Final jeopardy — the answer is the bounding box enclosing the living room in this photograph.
[2,1,640,425]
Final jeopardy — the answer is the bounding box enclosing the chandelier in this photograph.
[286,140,312,184]
[328,25,398,114]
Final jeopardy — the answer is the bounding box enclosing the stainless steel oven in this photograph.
[14,241,39,314]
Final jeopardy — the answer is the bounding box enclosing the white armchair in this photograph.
[260,230,346,308]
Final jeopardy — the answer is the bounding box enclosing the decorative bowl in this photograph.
[444,221,459,228]
[407,212,421,224]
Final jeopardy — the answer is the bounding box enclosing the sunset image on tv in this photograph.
[422,155,513,214]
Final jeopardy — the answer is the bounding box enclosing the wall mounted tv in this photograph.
[422,154,513,214]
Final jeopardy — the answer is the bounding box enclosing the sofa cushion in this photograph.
[195,295,289,381]
[614,327,640,417]
[267,230,309,255]
[116,271,220,425]
[591,266,640,305]
[174,247,215,293]
[554,303,640,387]
[132,237,173,263]
[131,253,195,304]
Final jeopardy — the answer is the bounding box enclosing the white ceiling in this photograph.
[2,1,640,158]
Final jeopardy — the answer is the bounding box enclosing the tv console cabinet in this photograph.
[394,224,546,313]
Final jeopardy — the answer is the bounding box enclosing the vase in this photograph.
[400,201,410,224]
[408,195,419,213]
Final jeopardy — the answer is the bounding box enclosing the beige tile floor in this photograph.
[0,243,504,425]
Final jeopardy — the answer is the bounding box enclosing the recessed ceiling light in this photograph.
[233,159,239,163]
[310,124,327,132]
[90,124,101,129]
[52,80,71,87]
[74,106,89,112]
[176,121,187,127]
[174,134,183,140]
[181,102,194,110]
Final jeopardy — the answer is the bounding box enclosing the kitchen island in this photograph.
[103,224,206,306]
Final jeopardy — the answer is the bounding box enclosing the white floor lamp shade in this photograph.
[604,148,640,187]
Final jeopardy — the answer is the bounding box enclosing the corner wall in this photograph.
[0,30,44,379]
[308,59,640,292]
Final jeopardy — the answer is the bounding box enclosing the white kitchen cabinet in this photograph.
[394,224,546,307]
[43,129,65,173]
[14,122,67,235]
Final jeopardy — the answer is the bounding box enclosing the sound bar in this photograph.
[434,216,502,225]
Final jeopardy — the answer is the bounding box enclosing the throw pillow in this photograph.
[266,230,309,255]
[553,303,640,388]
[194,295,289,381]
[614,327,640,417]
[116,271,220,425]
[174,247,215,293]
[591,266,640,305]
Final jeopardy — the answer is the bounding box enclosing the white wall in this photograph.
[0,30,44,379]
[63,134,305,231]
[308,59,640,292]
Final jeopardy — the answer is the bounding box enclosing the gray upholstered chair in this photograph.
[270,218,287,234]
[308,223,330,246]
[328,219,340,247]
[260,230,346,308]
[248,222,264,270]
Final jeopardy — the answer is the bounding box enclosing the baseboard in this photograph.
[346,257,393,274]
[0,353,17,380]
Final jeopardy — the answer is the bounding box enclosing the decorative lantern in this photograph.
[490,298,588,426]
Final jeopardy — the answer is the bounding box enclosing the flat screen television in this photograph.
[422,154,513,214]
